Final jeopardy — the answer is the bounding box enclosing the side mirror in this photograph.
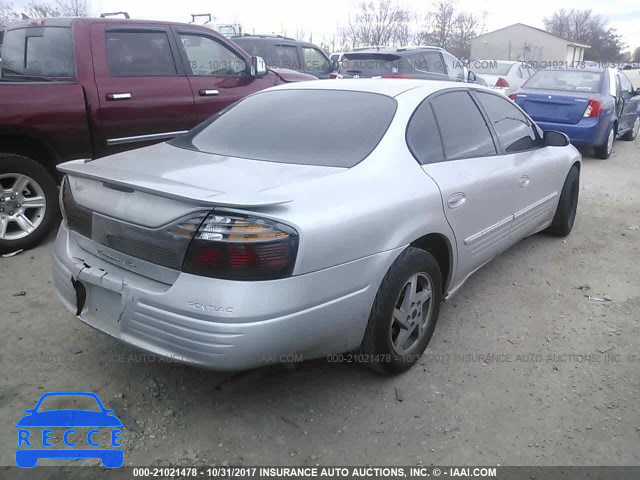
[467,70,476,83]
[544,131,570,147]
[250,56,267,77]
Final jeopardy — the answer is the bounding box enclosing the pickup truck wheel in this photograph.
[545,165,579,237]
[360,247,442,374]
[0,154,59,254]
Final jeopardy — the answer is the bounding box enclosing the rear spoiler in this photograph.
[57,160,292,207]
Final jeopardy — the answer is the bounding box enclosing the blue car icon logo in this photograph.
[16,391,123,468]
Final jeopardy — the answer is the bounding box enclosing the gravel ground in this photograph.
[1,137,639,470]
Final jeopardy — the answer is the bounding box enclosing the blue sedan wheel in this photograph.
[595,126,615,159]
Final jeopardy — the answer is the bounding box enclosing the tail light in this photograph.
[383,74,412,79]
[330,72,343,79]
[495,77,510,88]
[182,212,299,281]
[583,99,602,118]
[508,93,517,101]
[60,176,92,238]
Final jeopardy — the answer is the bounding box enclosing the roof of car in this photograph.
[271,78,491,98]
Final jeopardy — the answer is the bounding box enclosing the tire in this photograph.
[0,154,60,255]
[621,116,639,141]
[546,165,580,237]
[594,125,614,159]
[360,247,443,374]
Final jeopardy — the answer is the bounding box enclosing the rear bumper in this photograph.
[535,117,611,147]
[52,225,402,371]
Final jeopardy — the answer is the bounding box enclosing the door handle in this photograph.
[199,89,220,96]
[447,192,466,209]
[519,175,530,188]
[105,93,132,101]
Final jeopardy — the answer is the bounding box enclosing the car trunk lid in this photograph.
[516,91,593,125]
[58,142,343,278]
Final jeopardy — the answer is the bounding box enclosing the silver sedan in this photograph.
[53,79,581,374]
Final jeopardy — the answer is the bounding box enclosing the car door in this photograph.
[411,90,518,285]
[617,72,638,135]
[173,29,276,123]
[91,24,196,157]
[473,90,568,240]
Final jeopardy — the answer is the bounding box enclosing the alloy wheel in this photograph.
[390,272,434,355]
[0,173,47,241]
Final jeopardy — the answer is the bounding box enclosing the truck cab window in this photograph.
[106,31,177,77]
[179,34,247,76]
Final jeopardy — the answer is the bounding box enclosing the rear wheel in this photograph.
[0,154,59,254]
[621,116,639,141]
[360,247,442,374]
[546,165,580,237]
[594,125,614,159]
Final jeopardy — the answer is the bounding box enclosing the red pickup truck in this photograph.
[0,17,314,254]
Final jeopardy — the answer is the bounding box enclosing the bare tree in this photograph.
[25,1,62,18]
[1,1,19,28]
[25,0,90,18]
[431,0,456,48]
[634,46,640,63]
[340,0,413,48]
[544,9,626,61]
[56,0,89,16]
[294,28,306,42]
[449,12,479,59]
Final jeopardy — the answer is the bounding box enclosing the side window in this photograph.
[406,101,445,165]
[475,91,542,153]
[106,31,176,77]
[418,51,446,75]
[301,47,330,73]
[272,45,300,70]
[430,91,497,160]
[442,52,464,80]
[618,73,633,93]
[179,34,246,76]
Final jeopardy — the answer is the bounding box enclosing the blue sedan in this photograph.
[510,68,640,159]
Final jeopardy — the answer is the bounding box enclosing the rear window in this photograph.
[524,70,603,92]
[339,53,405,76]
[1,26,74,78]
[171,89,397,168]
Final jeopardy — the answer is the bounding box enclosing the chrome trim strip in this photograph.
[464,215,513,246]
[514,191,558,219]
[106,131,189,146]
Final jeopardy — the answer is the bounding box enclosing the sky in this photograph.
[11,0,640,52]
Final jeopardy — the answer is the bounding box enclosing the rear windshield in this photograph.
[170,89,397,168]
[524,70,603,93]
[1,26,74,79]
[471,61,512,75]
[339,53,405,76]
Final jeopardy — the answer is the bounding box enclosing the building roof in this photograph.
[473,23,591,49]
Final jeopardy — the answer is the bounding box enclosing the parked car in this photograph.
[53,79,581,374]
[231,34,334,79]
[334,46,485,85]
[0,17,315,255]
[510,68,640,159]
[471,60,535,94]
